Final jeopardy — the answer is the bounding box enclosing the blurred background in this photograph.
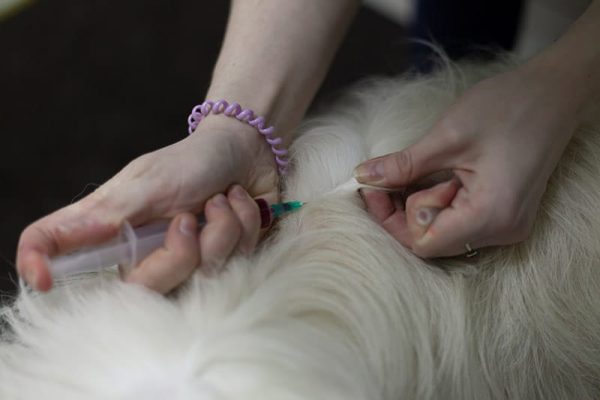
[0,0,589,296]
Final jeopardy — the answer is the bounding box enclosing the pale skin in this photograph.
[16,0,360,293]
[16,0,600,293]
[357,0,600,256]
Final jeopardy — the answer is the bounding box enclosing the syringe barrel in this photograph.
[118,219,170,274]
[49,219,171,279]
[48,202,277,279]
[49,238,131,278]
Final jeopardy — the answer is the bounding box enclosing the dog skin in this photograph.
[1,59,600,399]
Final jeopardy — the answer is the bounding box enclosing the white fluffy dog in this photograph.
[2,59,600,400]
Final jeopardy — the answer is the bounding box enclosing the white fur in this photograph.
[2,59,600,399]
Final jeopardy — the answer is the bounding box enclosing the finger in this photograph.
[405,179,461,244]
[227,185,261,255]
[16,196,122,291]
[360,189,412,248]
[199,193,242,271]
[123,213,200,294]
[16,174,169,291]
[411,187,487,258]
[360,189,395,222]
[354,131,461,187]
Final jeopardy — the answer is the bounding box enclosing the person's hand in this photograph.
[355,59,583,257]
[16,116,279,293]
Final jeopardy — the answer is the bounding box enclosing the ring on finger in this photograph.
[465,242,478,258]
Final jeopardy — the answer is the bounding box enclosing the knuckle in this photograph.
[391,150,414,184]
[218,214,243,238]
[437,121,464,147]
[433,113,475,149]
[173,243,199,266]
[18,222,55,255]
[236,205,260,227]
[81,185,112,210]
[129,153,153,170]
[404,191,424,213]
[469,196,491,222]
[482,194,532,242]
[493,203,522,234]
[227,191,260,226]
[18,224,35,244]
[118,152,162,185]
[230,219,244,238]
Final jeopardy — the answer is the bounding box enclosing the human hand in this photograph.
[355,60,583,257]
[16,116,279,293]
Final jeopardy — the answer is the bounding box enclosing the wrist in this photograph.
[190,109,272,150]
[527,1,600,113]
[205,74,302,149]
[204,1,358,148]
[524,52,584,98]
[188,106,280,173]
[522,49,597,122]
[205,78,290,139]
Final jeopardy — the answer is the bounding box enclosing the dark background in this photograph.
[0,1,408,296]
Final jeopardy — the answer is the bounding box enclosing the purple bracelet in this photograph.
[187,100,289,175]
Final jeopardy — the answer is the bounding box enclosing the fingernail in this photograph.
[212,194,229,208]
[354,161,384,183]
[231,185,246,200]
[415,207,440,226]
[179,215,196,236]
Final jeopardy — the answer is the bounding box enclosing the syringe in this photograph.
[49,199,304,279]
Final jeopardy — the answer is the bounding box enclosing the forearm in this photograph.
[530,0,600,113]
[205,0,359,144]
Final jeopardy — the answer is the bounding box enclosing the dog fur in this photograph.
[1,58,600,399]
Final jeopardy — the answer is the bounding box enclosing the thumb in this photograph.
[404,178,461,248]
[354,134,454,187]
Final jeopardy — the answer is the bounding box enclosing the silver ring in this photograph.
[465,243,478,258]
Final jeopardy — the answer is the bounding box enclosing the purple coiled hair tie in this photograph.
[187,100,289,175]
